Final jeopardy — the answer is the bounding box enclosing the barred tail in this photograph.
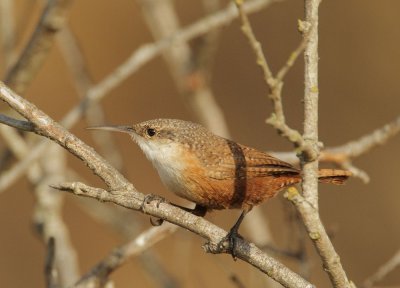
[317,169,352,185]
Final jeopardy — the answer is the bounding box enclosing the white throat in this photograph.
[132,135,187,195]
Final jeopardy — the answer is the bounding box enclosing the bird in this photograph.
[90,118,351,256]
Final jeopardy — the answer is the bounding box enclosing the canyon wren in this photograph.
[91,119,351,254]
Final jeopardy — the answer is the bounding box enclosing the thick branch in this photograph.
[302,0,320,206]
[300,1,352,287]
[285,188,353,288]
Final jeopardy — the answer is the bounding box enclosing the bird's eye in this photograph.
[146,128,156,137]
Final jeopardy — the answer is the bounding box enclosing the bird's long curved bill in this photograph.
[87,125,134,134]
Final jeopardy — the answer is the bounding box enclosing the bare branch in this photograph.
[297,1,352,287]
[276,23,308,82]
[0,115,80,285]
[363,249,400,288]
[0,114,35,131]
[4,0,72,94]
[34,145,80,285]
[270,115,400,183]
[0,81,132,191]
[284,188,353,288]
[323,115,400,160]
[301,0,320,205]
[234,0,311,155]
[45,237,59,288]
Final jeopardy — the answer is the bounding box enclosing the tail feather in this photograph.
[318,169,352,185]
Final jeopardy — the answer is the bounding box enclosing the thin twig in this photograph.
[45,237,59,288]
[323,115,400,161]
[276,22,309,82]
[270,115,400,183]
[234,0,311,156]
[0,113,35,131]
[362,249,400,288]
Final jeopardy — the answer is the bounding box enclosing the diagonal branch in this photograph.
[362,248,400,288]
[323,115,400,160]
[0,81,132,191]
[4,0,73,94]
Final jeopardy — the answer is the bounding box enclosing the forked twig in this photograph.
[234,0,352,287]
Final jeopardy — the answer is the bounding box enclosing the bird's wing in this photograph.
[205,141,299,180]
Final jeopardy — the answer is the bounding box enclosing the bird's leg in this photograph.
[219,210,247,260]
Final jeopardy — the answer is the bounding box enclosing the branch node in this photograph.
[284,186,299,201]
[298,19,311,34]
[309,231,321,240]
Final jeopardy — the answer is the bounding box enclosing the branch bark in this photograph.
[298,1,352,287]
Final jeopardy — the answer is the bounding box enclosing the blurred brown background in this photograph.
[1,0,399,287]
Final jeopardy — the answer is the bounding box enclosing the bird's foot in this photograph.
[142,194,167,208]
[217,228,243,260]
[141,194,167,226]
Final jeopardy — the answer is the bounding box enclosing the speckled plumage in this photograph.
[115,119,351,211]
